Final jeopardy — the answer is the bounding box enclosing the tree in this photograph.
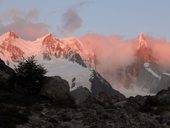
[15,56,47,95]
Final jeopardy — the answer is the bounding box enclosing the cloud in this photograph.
[75,0,91,8]
[80,33,137,73]
[80,33,138,93]
[58,8,82,36]
[145,37,170,70]
[26,8,39,21]
[1,8,20,17]
[0,9,49,40]
[58,0,91,36]
[80,33,170,95]
[0,20,48,40]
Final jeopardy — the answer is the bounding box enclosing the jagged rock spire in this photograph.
[139,33,148,49]
[135,33,156,62]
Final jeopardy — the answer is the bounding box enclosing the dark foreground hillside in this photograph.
[0,59,170,128]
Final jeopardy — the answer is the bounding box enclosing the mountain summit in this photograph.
[2,32,19,41]
[0,32,95,66]
[135,33,156,62]
[139,32,148,49]
[0,32,169,96]
[114,33,162,95]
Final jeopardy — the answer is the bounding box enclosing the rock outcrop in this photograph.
[0,58,170,128]
[70,86,91,105]
[40,76,70,101]
[90,70,125,100]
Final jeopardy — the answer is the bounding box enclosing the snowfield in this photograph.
[36,56,92,91]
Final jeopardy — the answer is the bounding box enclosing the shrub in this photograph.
[15,56,47,95]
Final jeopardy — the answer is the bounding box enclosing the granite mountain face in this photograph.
[0,32,170,96]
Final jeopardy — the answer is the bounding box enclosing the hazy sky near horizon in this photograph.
[0,0,170,40]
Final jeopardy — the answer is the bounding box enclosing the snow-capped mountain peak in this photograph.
[135,33,155,62]
[42,33,61,44]
[0,32,19,42]
[34,33,60,44]
[0,32,26,63]
[0,32,95,67]
[139,32,148,49]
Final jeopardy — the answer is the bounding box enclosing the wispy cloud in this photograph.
[75,0,91,8]
[58,8,82,36]
[0,8,49,40]
[26,8,39,21]
[80,33,170,90]
[58,0,91,36]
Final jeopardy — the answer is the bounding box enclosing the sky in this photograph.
[0,0,170,40]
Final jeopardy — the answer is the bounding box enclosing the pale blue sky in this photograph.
[0,0,170,40]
